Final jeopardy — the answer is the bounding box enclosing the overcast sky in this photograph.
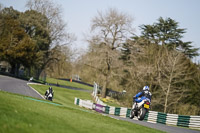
[1,0,200,61]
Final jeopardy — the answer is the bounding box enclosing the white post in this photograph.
[93,82,98,97]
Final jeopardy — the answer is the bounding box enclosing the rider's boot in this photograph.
[131,102,138,118]
[132,102,138,110]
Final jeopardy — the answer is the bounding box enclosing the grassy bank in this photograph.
[46,77,93,90]
[29,84,92,107]
[0,89,164,133]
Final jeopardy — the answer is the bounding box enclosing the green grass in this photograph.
[0,88,164,133]
[31,83,121,107]
[46,77,93,90]
[29,84,92,107]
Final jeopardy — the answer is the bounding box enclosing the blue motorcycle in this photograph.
[130,98,151,120]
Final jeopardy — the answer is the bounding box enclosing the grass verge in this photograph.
[46,77,93,90]
[0,89,164,133]
[29,84,92,107]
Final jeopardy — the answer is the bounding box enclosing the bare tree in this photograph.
[0,3,3,11]
[91,8,133,49]
[119,39,157,106]
[26,0,75,47]
[156,47,194,113]
[87,8,134,97]
[45,45,72,78]
[26,0,75,79]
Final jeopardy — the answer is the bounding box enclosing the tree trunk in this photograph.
[164,86,170,113]
[35,69,42,80]
[27,67,31,77]
[10,64,16,75]
[101,52,112,98]
[164,57,175,113]
[16,63,20,77]
[101,74,109,98]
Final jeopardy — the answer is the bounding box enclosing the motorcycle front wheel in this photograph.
[137,107,147,121]
[129,109,135,119]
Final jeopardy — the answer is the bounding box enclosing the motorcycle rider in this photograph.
[132,86,152,116]
[45,87,54,101]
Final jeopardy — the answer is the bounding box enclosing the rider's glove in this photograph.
[133,96,136,102]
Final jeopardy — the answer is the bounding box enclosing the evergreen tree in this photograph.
[139,17,199,58]
[120,42,131,64]
[0,7,37,75]
[19,10,50,51]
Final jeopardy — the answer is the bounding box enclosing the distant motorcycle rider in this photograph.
[132,86,152,112]
[45,87,54,101]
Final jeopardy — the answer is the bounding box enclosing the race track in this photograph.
[107,115,200,133]
[0,75,199,133]
[0,75,43,99]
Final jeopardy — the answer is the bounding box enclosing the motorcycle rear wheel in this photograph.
[137,108,147,121]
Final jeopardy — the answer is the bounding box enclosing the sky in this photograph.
[1,0,200,61]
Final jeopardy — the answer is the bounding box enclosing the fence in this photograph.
[74,97,200,130]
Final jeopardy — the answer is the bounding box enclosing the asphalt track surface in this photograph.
[106,115,200,133]
[0,75,43,99]
[0,75,199,133]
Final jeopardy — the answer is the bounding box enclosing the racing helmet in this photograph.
[49,87,53,93]
[143,86,149,91]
